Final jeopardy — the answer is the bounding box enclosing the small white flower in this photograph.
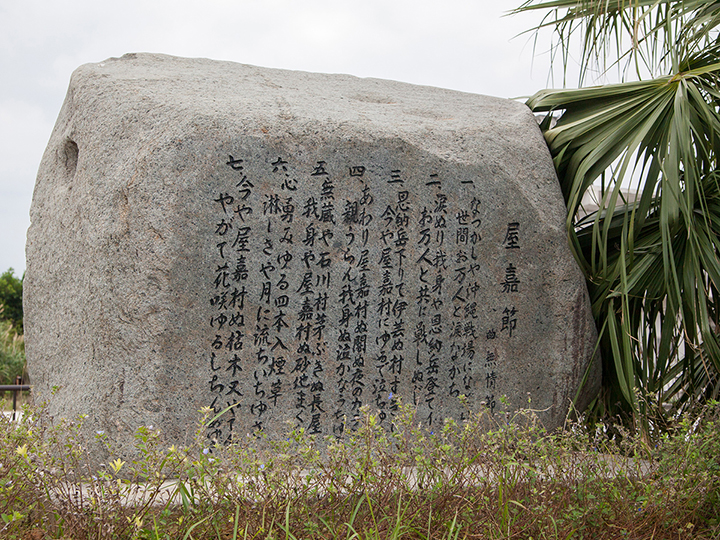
[203,448,210,455]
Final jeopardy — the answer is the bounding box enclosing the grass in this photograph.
[0,399,718,539]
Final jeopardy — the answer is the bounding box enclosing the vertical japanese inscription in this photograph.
[207,156,252,443]
[205,150,522,443]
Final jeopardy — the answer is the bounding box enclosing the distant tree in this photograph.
[0,268,23,333]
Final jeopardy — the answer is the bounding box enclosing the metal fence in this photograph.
[1,376,30,420]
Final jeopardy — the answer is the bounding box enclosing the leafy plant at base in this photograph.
[1,400,720,538]
[512,0,720,430]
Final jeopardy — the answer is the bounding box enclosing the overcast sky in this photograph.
[0,0,567,275]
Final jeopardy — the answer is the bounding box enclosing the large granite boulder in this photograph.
[25,53,599,458]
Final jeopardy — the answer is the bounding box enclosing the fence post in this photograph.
[12,375,21,421]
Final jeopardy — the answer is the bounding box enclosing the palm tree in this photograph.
[512,0,720,430]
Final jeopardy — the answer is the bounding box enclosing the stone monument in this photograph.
[25,53,599,457]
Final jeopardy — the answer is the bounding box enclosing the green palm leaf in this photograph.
[514,0,720,429]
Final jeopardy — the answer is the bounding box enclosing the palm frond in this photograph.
[511,0,720,84]
[516,0,720,428]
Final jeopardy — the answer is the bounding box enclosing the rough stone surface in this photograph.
[25,53,600,459]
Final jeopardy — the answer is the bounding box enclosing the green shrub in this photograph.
[0,319,24,386]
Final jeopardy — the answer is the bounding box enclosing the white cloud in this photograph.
[0,100,53,184]
[0,100,51,273]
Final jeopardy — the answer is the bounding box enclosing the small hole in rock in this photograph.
[62,139,79,178]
